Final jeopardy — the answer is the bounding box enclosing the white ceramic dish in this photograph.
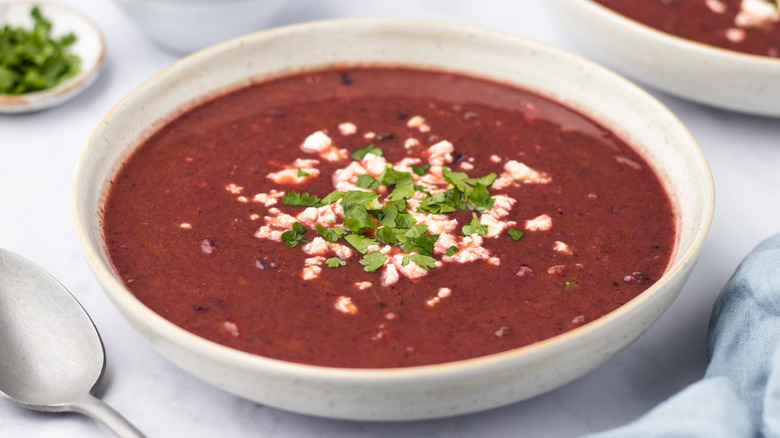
[72,19,714,421]
[546,0,780,117]
[0,2,105,114]
[112,0,286,54]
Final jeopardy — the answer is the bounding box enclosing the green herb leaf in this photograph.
[0,6,81,95]
[343,206,377,233]
[360,251,387,272]
[357,174,379,190]
[462,213,488,236]
[378,164,416,201]
[402,224,439,256]
[402,254,437,270]
[280,222,310,247]
[507,229,524,241]
[297,168,310,177]
[326,257,347,268]
[445,245,459,257]
[315,225,347,242]
[344,233,377,254]
[318,190,346,206]
[467,183,495,211]
[410,164,431,176]
[283,191,320,206]
[351,144,383,159]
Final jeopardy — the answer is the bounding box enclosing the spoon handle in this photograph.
[72,394,146,438]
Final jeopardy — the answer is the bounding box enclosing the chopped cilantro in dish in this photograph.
[283,156,506,271]
[0,6,81,95]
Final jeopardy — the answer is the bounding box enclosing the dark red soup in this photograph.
[595,0,780,58]
[103,68,675,368]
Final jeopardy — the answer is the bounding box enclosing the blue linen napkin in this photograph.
[585,234,780,438]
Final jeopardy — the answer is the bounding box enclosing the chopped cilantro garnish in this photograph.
[402,224,439,256]
[375,226,401,245]
[351,144,383,159]
[378,164,416,200]
[318,190,345,206]
[411,164,431,176]
[344,233,376,254]
[343,205,376,233]
[462,213,487,236]
[508,229,524,241]
[297,168,310,177]
[275,148,504,280]
[315,225,347,242]
[283,191,320,206]
[418,188,463,214]
[563,280,579,288]
[402,253,437,270]
[357,174,379,190]
[326,257,347,268]
[360,251,386,272]
[0,6,81,95]
[280,222,310,247]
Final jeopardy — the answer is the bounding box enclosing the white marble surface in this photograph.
[1,0,778,436]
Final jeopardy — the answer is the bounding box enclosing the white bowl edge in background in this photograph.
[545,0,780,117]
[72,19,715,421]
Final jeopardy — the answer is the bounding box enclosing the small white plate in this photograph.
[546,0,780,117]
[0,2,105,114]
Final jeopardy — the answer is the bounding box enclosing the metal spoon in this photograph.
[0,248,145,437]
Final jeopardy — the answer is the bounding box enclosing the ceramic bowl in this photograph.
[0,2,105,113]
[545,0,780,117]
[112,0,286,54]
[72,19,714,421]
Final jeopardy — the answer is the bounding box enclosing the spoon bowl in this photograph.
[0,248,144,437]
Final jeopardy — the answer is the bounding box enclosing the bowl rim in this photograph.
[72,17,715,381]
[580,0,780,66]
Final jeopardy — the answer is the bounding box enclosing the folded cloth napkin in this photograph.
[585,234,780,438]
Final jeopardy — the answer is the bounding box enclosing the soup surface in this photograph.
[594,0,780,58]
[103,68,675,368]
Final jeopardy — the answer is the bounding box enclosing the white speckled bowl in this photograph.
[545,0,780,117]
[0,2,105,113]
[112,0,286,54]
[72,19,714,421]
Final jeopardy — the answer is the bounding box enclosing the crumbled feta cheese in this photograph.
[180,223,193,229]
[516,266,534,277]
[480,213,514,238]
[404,138,420,149]
[338,122,358,136]
[493,160,551,189]
[381,263,400,286]
[334,296,358,314]
[253,189,285,206]
[355,281,372,290]
[225,183,243,194]
[547,265,566,276]
[407,115,431,132]
[427,140,454,166]
[300,130,348,161]
[426,287,452,307]
[554,241,574,255]
[736,0,780,29]
[301,130,333,153]
[222,321,240,337]
[705,0,727,14]
[525,214,552,231]
[301,256,326,280]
